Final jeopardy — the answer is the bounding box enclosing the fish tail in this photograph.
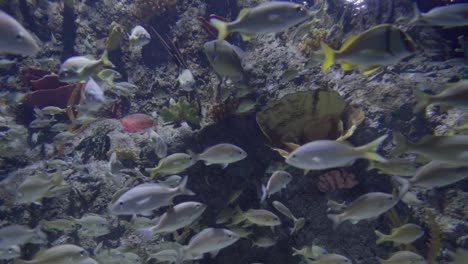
[366,160,376,171]
[327,213,342,229]
[210,18,229,40]
[291,247,300,256]
[321,42,336,71]
[391,132,408,156]
[392,175,410,199]
[413,90,430,113]
[260,184,267,203]
[355,135,388,163]
[409,2,421,25]
[374,230,387,244]
[187,150,199,163]
[100,50,115,68]
[378,257,386,264]
[177,176,195,196]
[145,168,159,179]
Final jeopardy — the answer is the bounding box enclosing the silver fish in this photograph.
[0,224,45,248]
[182,228,239,260]
[15,244,89,264]
[260,171,292,203]
[0,10,39,55]
[411,3,468,28]
[190,143,247,168]
[204,40,245,81]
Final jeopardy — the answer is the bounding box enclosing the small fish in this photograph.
[73,213,108,229]
[59,51,115,83]
[120,113,155,133]
[75,115,98,126]
[413,80,468,113]
[41,219,76,232]
[204,40,245,81]
[147,249,181,263]
[261,171,292,203]
[228,226,252,238]
[146,153,195,178]
[272,201,305,234]
[157,175,183,187]
[97,69,122,87]
[244,209,281,226]
[252,236,276,248]
[286,135,387,170]
[50,123,70,132]
[375,223,424,245]
[227,189,243,205]
[114,82,137,97]
[29,118,56,129]
[15,172,64,204]
[367,158,417,176]
[327,192,398,228]
[129,25,151,48]
[0,10,39,55]
[327,199,348,212]
[84,77,106,108]
[182,228,239,260]
[139,201,206,235]
[148,129,167,158]
[292,244,328,260]
[178,69,196,91]
[40,106,66,116]
[108,176,195,215]
[0,245,20,260]
[0,58,17,69]
[392,132,468,165]
[378,250,426,264]
[210,1,313,40]
[0,224,45,248]
[14,244,89,264]
[53,131,76,144]
[401,191,424,207]
[235,99,256,114]
[321,24,416,75]
[307,253,351,264]
[189,143,247,169]
[410,3,468,28]
[216,206,236,224]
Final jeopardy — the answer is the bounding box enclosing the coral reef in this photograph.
[317,169,359,193]
[132,0,177,24]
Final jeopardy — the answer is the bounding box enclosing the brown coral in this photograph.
[317,169,358,193]
[132,0,177,24]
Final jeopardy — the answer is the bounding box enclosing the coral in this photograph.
[107,148,139,162]
[256,90,364,148]
[317,169,358,193]
[297,20,329,56]
[132,0,177,24]
[159,97,200,128]
[208,98,241,123]
[426,209,442,264]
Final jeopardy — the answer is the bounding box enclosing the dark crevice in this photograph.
[61,0,77,61]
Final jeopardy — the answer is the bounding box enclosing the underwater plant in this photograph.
[159,97,200,128]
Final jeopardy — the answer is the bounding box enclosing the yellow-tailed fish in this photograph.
[260,171,292,203]
[204,40,245,81]
[182,228,239,261]
[146,153,195,178]
[272,200,305,234]
[252,235,276,248]
[410,3,468,28]
[59,51,115,83]
[413,80,468,113]
[286,135,387,170]
[14,244,89,264]
[189,143,247,169]
[375,223,424,245]
[321,24,416,75]
[244,209,281,227]
[210,1,313,40]
[292,244,328,260]
[307,253,351,264]
[378,250,426,264]
[0,10,39,55]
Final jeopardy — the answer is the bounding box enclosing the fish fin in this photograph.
[220,163,229,169]
[303,169,310,176]
[136,197,152,206]
[145,168,159,179]
[391,132,408,156]
[210,250,220,258]
[413,90,430,113]
[355,135,388,162]
[363,66,381,75]
[321,42,335,71]
[327,213,342,229]
[210,18,229,40]
[367,160,376,171]
[204,161,212,166]
[100,50,115,68]
[238,8,251,19]
[340,61,356,71]
[260,184,267,203]
[374,230,387,244]
[392,175,410,199]
[409,2,421,25]
[240,32,256,41]
[377,257,385,264]
[340,32,364,50]
[177,176,195,196]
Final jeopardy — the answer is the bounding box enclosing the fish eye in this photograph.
[228,234,233,238]
[292,154,297,158]
[295,6,304,12]
[61,71,69,77]
[119,201,124,205]
[16,33,24,41]
[80,250,85,256]
[388,197,394,200]
[7,248,13,253]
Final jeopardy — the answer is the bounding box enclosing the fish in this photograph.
[138,201,206,235]
[367,158,417,176]
[228,226,252,238]
[261,171,292,203]
[0,58,17,69]
[59,51,115,83]
[395,161,468,196]
[74,115,98,126]
[401,191,424,207]
[178,69,196,91]
[108,176,195,215]
[448,121,468,136]
[0,224,45,249]
[375,223,424,245]
[321,24,416,75]
[182,228,239,260]
[286,135,387,170]
[410,3,468,28]
[327,192,399,228]
[327,200,347,212]
[114,82,137,97]
[307,253,352,264]
[147,129,167,158]
[120,113,155,133]
[204,40,245,81]
[0,245,20,260]
[53,131,76,144]
[272,201,305,234]
[157,175,183,187]
[147,249,181,263]
[235,99,256,114]
[29,117,56,129]
[0,10,39,55]
[97,69,122,87]
[14,244,89,264]
[15,172,65,204]
[146,153,195,178]
[413,80,468,113]
[448,248,468,264]
[210,1,313,40]
[39,106,66,116]
[83,77,106,110]
[189,143,247,168]
[252,236,276,248]
[41,219,76,232]
[292,244,328,260]
[378,250,426,264]
[129,25,151,48]
[50,123,70,133]
[392,132,468,165]
[244,209,281,226]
